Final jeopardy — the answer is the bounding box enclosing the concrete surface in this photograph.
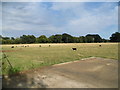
[2,57,118,88]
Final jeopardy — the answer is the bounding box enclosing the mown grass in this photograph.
[1,43,118,75]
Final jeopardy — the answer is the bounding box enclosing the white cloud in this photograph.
[2,2,118,38]
[51,2,84,11]
[61,2,118,36]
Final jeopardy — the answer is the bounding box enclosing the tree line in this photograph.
[0,32,120,44]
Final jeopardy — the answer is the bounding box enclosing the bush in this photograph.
[8,67,21,74]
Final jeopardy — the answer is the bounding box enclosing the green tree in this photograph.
[102,38,109,42]
[79,36,85,43]
[110,32,120,42]
[54,34,63,43]
[86,34,102,43]
[85,36,94,43]
[20,35,36,44]
[48,35,55,43]
[1,36,12,44]
[14,38,21,44]
[11,37,15,40]
[49,34,63,43]
[0,35,2,44]
[2,37,10,40]
[62,33,74,43]
[73,37,80,43]
[2,39,12,44]
[36,35,48,43]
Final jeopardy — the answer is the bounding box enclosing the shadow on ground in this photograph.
[2,68,48,88]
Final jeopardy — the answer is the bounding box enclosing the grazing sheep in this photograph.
[72,48,77,51]
[11,46,14,48]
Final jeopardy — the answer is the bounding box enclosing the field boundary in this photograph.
[0,49,22,52]
[52,57,96,66]
[52,56,117,66]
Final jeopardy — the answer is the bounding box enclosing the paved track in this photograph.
[3,57,118,88]
[49,57,118,88]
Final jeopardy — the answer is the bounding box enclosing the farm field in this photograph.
[0,43,118,75]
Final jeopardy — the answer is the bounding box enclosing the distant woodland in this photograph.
[0,32,120,44]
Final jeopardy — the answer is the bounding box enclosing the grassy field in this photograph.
[0,43,118,75]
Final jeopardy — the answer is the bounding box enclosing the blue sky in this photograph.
[1,2,118,39]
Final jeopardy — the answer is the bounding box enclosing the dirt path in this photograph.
[2,57,118,88]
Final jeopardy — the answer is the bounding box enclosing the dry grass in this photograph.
[1,43,118,75]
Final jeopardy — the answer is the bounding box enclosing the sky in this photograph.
[1,2,118,39]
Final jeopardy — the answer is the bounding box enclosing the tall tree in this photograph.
[0,35,2,44]
[73,37,80,43]
[49,34,63,43]
[20,35,36,44]
[86,34,102,43]
[110,32,120,42]
[36,35,48,43]
[14,38,21,44]
[79,36,86,43]
[49,35,55,43]
[62,33,74,43]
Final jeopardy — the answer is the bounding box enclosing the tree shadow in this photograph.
[2,68,48,88]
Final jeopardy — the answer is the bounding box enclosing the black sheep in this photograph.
[72,48,77,51]
[11,46,14,48]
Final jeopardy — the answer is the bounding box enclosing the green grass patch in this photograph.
[1,43,118,75]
